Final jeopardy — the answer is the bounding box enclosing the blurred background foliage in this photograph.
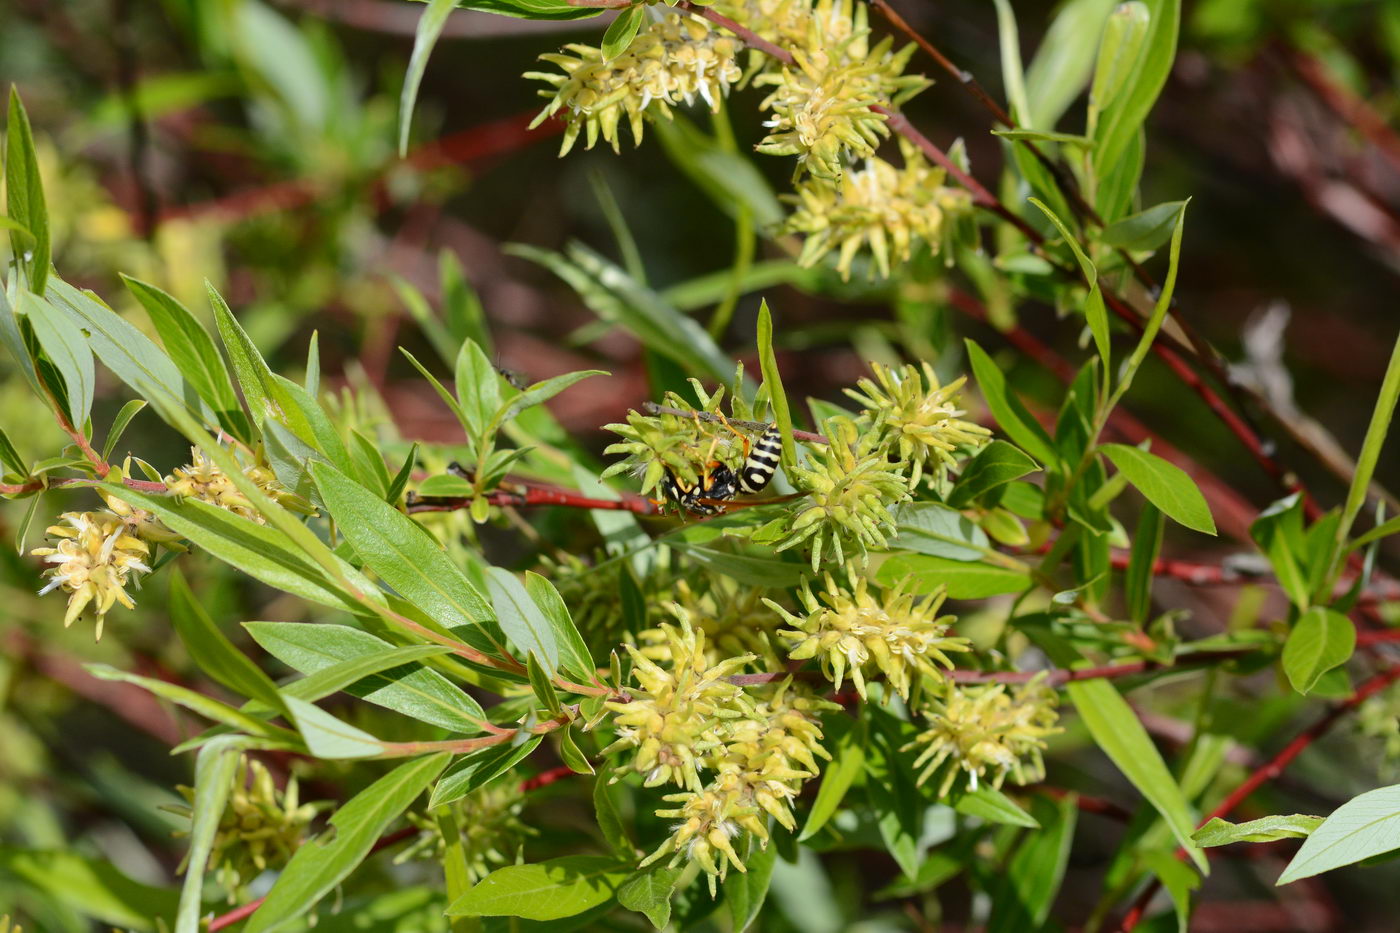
[2,0,1400,929]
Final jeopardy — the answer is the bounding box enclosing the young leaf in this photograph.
[617,866,682,929]
[244,753,450,933]
[495,369,608,427]
[446,855,632,919]
[175,736,246,933]
[122,275,246,439]
[1193,814,1323,847]
[24,291,95,430]
[1251,493,1310,608]
[101,399,147,462]
[454,338,500,440]
[755,300,797,470]
[952,786,1041,828]
[208,282,278,429]
[1066,677,1208,872]
[523,571,596,683]
[947,440,1040,509]
[0,423,26,475]
[990,0,1031,124]
[601,3,645,61]
[986,794,1077,933]
[309,461,494,630]
[1024,0,1118,130]
[7,88,51,294]
[429,735,543,809]
[1100,200,1188,251]
[527,651,563,716]
[1335,335,1400,580]
[799,716,865,841]
[169,569,286,715]
[486,567,560,675]
[1278,784,1400,885]
[244,621,486,733]
[1281,607,1356,695]
[1090,0,1177,178]
[965,339,1058,466]
[1101,443,1215,535]
[398,0,458,155]
[1125,503,1164,623]
[725,838,777,932]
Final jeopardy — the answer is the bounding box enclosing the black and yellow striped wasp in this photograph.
[660,417,784,516]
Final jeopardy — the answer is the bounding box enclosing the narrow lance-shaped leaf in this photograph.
[24,291,95,431]
[175,736,246,933]
[169,569,286,715]
[1067,677,1208,872]
[486,566,559,675]
[244,753,450,933]
[7,88,51,293]
[398,0,458,155]
[1101,443,1215,535]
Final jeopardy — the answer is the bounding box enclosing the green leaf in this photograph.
[987,794,1077,933]
[7,88,51,293]
[447,855,631,919]
[1027,199,1110,375]
[725,839,777,932]
[1100,200,1188,251]
[948,440,1040,509]
[1251,493,1310,608]
[1066,677,1208,872]
[175,736,245,933]
[274,644,454,706]
[245,753,449,933]
[991,0,1031,124]
[593,776,633,859]
[84,663,286,739]
[122,275,246,439]
[454,338,499,440]
[46,279,214,430]
[1279,784,1400,884]
[672,541,807,587]
[952,786,1041,828]
[1125,503,1164,623]
[101,399,147,461]
[1029,197,1096,284]
[523,571,595,683]
[496,369,607,428]
[452,0,604,20]
[965,339,1058,466]
[285,697,388,759]
[1091,0,1177,178]
[429,735,543,810]
[209,282,280,431]
[652,115,786,229]
[1101,443,1215,534]
[245,621,486,733]
[1193,814,1324,847]
[1336,335,1400,578]
[799,716,865,841]
[486,567,559,675]
[992,127,1093,146]
[309,461,494,629]
[1282,607,1356,694]
[100,484,364,614]
[399,0,458,155]
[0,847,178,931]
[1025,0,1118,130]
[1143,848,1200,933]
[169,569,286,715]
[876,553,1032,599]
[601,4,645,60]
[888,502,990,561]
[617,866,682,929]
[527,651,563,716]
[0,423,25,475]
[24,291,95,429]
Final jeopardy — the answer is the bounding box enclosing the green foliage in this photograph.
[3,1,1400,929]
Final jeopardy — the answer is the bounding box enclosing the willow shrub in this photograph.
[3,0,1400,930]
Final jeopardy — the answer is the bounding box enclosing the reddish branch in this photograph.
[0,474,166,497]
[1117,663,1400,931]
[1287,47,1400,179]
[406,481,662,516]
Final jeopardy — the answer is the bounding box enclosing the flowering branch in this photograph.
[641,402,830,445]
[0,474,168,497]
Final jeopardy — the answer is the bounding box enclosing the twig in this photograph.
[0,475,167,497]
[676,1,793,64]
[1117,663,1400,931]
[406,482,663,516]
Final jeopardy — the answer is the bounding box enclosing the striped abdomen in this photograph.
[738,423,782,495]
